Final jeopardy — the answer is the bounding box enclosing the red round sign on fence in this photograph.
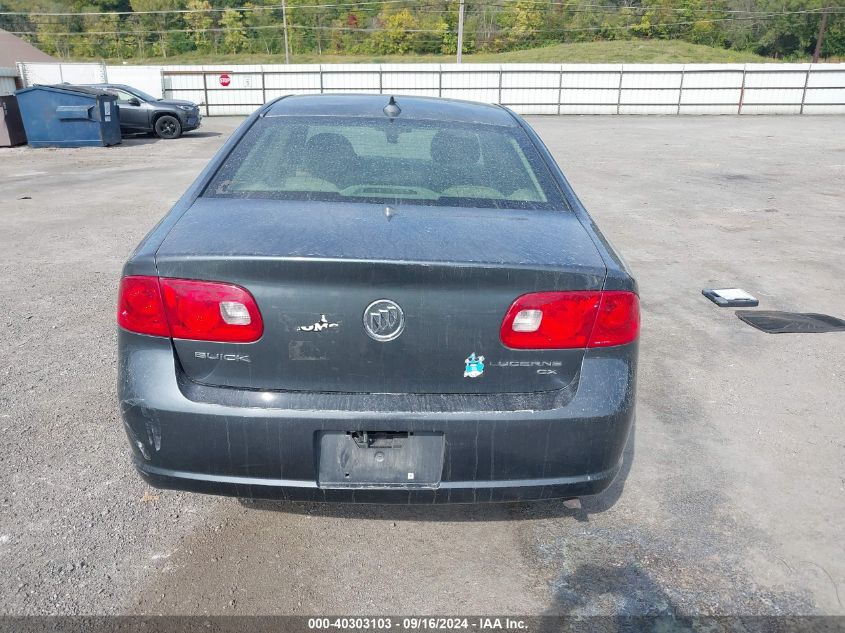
[219,74,231,87]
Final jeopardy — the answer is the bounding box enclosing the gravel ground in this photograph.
[0,115,843,616]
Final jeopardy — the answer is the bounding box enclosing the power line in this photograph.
[0,1,404,17]
[11,11,839,38]
[1,1,840,18]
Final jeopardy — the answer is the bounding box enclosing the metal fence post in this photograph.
[261,68,266,105]
[498,67,503,105]
[438,66,442,98]
[557,66,563,115]
[616,67,623,115]
[202,73,209,117]
[319,66,324,94]
[677,66,685,115]
[738,66,747,115]
[379,67,383,94]
[800,65,811,115]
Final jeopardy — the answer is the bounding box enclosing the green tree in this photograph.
[184,0,214,53]
[3,0,843,64]
[220,8,247,54]
[242,2,280,55]
[130,0,187,58]
[498,0,547,48]
[71,13,123,58]
[32,14,74,57]
[369,9,421,55]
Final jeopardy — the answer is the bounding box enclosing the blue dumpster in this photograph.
[15,84,121,148]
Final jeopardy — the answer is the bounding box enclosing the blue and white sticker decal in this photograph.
[464,353,485,378]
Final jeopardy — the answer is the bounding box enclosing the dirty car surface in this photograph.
[117,94,639,503]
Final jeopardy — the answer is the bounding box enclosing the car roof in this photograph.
[263,94,517,127]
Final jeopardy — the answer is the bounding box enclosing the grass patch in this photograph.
[100,40,783,66]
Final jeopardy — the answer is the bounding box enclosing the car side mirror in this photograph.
[128,97,141,106]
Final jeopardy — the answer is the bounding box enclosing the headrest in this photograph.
[430,130,481,165]
[304,133,357,158]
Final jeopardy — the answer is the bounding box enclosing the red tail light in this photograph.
[118,276,263,343]
[117,276,170,338]
[588,291,640,348]
[500,291,639,349]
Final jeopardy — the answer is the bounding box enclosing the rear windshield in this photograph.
[204,116,563,210]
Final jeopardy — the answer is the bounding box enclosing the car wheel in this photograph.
[154,115,182,139]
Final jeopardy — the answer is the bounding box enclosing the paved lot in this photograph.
[0,115,843,616]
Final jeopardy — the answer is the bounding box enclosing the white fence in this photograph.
[16,61,845,116]
[17,61,107,87]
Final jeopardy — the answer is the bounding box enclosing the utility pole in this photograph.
[456,0,465,64]
[281,0,291,64]
[812,4,831,63]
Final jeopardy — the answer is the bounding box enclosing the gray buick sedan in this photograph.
[117,94,638,503]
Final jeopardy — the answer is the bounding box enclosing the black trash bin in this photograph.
[0,94,26,147]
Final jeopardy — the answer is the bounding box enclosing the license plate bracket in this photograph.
[318,431,444,488]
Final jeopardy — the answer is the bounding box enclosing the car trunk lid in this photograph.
[155,198,606,394]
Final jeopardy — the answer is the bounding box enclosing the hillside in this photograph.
[108,40,779,66]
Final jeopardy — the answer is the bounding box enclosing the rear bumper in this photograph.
[135,461,621,503]
[118,331,636,504]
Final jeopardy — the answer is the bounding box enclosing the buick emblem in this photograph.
[363,299,405,342]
